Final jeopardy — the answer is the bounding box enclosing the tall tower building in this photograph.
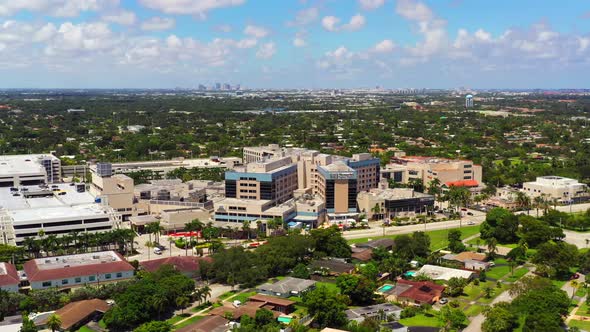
[465,94,474,108]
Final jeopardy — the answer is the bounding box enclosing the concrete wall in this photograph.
[31,270,134,290]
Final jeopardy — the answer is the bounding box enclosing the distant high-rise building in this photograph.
[198,84,206,91]
[465,94,474,108]
[215,82,221,90]
[223,83,231,90]
[235,84,241,90]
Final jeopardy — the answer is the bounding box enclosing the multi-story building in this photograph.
[523,176,589,203]
[0,262,19,292]
[23,251,134,290]
[357,188,435,220]
[317,162,358,222]
[224,156,298,204]
[382,155,482,189]
[213,197,296,224]
[243,144,284,164]
[0,183,121,246]
[347,153,380,192]
[89,163,137,220]
[0,154,61,187]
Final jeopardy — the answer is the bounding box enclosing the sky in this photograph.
[1,0,590,89]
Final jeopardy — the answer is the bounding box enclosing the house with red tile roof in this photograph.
[140,256,212,278]
[38,299,110,331]
[0,262,20,292]
[380,279,445,305]
[23,251,134,290]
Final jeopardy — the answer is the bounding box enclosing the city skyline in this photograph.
[0,0,589,89]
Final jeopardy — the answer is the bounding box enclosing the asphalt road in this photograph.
[342,209,487,240]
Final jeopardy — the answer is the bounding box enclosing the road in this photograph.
[342,209,486,240]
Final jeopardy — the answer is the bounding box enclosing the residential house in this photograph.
[345,303,402,323]
[0,262,20,292]
[256,277,316,298]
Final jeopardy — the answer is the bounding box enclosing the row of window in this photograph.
[41,272,124,287]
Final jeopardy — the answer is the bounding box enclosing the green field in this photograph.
[232,291,257,304]
[316,281,340,294]
[172,315,205,330]
[487,265,511,280]
[399,313,442,328]
[348,225,480,251]
[166,313,191,325]
[569,319,590,331]
[504,267,529,282]
[76,326,94,332]
[464,304,484,317]
[577,302,590,317]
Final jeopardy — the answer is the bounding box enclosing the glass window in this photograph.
[89,275,96,281]
[116,272,123,278]
[42,281,52,287]
[105,273,112,279]
[62,279,69,285]
[75,277,82,283]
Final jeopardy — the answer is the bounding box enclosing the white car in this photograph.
[153,247,162,255]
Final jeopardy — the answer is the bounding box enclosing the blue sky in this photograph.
[0,0,589,88]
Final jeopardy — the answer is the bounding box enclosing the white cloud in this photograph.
[256,42,276,59]
[293,36,306,47]
[33,23,58,42]
[141,17,176,31]
[289,7,319,26]
[102,10,137,26]
[396,0,433,22]
[0,0,117,17]
[244,25,269,38]
[373,39,395,53]
[359,0,385,10]
[138,0,245,18]
[236,38,257,48]
[322,14,366,32]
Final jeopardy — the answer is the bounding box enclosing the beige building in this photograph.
[213,197,296,224]
[357,188,435,220]
[523,176,588,203]
[89,163,137,220]
[317,162,358,221]
[225,156,298,204]
[382,155,482,188]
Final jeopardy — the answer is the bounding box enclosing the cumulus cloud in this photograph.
[359,0,385,10]
[214,24,232,33]
[373,39,395,53]
[256,42,276,59]
[288,7,319,26]
[395,0,447,58]
[138,0,245,18]
[0,0,117,17]
[322,14,366,32]
[102,10,137,25]
[141,17,176,31]
[244,25,269,38]
[293,36,306,47]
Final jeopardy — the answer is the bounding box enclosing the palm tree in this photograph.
[46,314,62,332]
[151,293,168,320]
[533,195,545,218]
[184,219,204,256]
[483,286,494,299]
[242,220,251,241]
[371,203,382,220]
[37,229,46,256]
[486,237,498,259]
[515,192,531,215]
[176,296,190,314]
[571,280,580,300]
[200,285,211,304]
[145,241,154,260]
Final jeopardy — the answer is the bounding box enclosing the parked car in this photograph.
[467,212,474,216]
[570,273,580,280]
[439,298,448,304]
[153,247,162,255]
[467,221,475,225]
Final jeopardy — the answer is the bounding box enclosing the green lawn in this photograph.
[348,225,480,251]
[577,302,590,317]
[464,304,484,317]
[232,291,257,304]
[76,326,94,332]
[460,281,497,301]
[569,319,590,331]
[218,290,238,300]
[504,267,529,282]
[166,314,191,325]
[552,279,568,289]
[487,265,511,280]
[577,287,588,298]
[98,320,107,329]
[172,315,205,330]
[316,281,340,293]
[399,313,442,328]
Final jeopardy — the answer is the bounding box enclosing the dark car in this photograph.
[570,273,580,280]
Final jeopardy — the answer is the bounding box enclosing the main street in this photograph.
[342,209,487,240]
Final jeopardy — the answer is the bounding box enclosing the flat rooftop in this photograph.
[361,188,433,200]
[33,251,121,270]
[0,183,108,223]
[0,154,55,177]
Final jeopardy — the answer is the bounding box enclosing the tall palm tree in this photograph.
[176,296,190,314]
[486,237,498,258]
[200,285,211,304]
[151,293,168,320]
[515,192,531,215]
[184,219,204,256]
[571,280,580,300]
[46,314,62,332]
[533,195,545,218]
[242,220,251,241]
